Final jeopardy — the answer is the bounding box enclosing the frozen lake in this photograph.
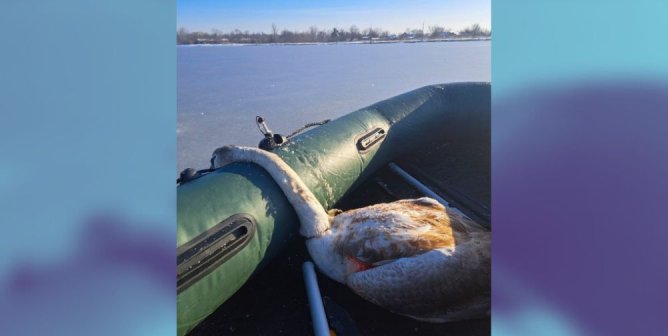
[178,41,490,173]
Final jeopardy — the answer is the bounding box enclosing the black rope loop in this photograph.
[286,119,331,139]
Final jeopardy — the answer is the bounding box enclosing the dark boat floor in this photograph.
[189,140,490,335]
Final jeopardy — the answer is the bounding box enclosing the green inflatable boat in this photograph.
[177,82,491,335]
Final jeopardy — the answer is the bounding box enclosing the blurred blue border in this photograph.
[494,0,668,97]
[0,0,175,334]
[493,1,668,335]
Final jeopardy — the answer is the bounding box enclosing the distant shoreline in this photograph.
[177,37,490,47]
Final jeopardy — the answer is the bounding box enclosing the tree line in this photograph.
[177,23,490,45]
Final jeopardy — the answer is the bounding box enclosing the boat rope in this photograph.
[256,115,330,150]
[286,119,330,139]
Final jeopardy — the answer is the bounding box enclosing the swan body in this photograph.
[213,145,490,321]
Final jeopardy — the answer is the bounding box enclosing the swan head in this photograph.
[305,237,363,284]
[211,145,237,168]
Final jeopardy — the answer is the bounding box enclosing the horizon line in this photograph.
[177,22,491,35]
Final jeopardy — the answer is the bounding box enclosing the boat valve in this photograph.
[256,116,287,151]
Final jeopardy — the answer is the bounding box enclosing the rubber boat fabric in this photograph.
[176,82,491,336]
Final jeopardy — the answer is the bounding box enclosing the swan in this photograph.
[212,145,490,322]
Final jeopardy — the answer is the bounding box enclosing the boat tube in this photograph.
[177,82,490,335]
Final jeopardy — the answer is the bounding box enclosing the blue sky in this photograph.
[178,0,490,34]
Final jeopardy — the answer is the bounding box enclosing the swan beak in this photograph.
[347,256,374,272]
